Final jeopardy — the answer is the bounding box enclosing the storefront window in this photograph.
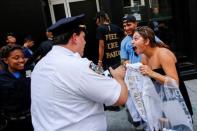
[123,0,175,50]
[123,0,145,21]
[149,0,172,21]
[123,0,145,7]
[123,0,172,21]
[148,0,175,50]
[149,0,159,8]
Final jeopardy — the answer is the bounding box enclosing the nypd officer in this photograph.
[31,14,128,131]
[0,45,33,131]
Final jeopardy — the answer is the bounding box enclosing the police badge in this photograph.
[89,62,114,78]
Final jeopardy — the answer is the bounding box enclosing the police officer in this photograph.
[0,45,33,131]
[31,14,128,131]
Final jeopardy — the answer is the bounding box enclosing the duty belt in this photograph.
[0,110,30,121]
[7,113,30,121]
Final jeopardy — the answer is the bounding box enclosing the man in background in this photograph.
[5,33,17,45]
[96,11,124,70]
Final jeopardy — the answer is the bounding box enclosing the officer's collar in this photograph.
[73,52,81,58]
[53,45,81,58]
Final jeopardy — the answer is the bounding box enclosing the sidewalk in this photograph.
[185,79,197,130]
[107,79,197,131]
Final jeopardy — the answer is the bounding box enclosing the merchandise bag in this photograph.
[160,77,193,131]
[125,63,193,131]
[125,63,147,122]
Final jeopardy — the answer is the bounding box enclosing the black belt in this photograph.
[0,111,30,121]
[6,113,30,121]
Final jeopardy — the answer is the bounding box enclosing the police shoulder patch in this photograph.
[89,62,104,75]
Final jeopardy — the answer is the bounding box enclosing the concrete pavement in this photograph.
[106,79,197,131]
[185,79,197,130]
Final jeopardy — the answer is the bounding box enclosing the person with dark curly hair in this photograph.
[0,44,33,131]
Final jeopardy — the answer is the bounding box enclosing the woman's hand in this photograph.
[140,64,167,84]
[139,65,153,76]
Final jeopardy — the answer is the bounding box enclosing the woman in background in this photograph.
[0,45,33,131]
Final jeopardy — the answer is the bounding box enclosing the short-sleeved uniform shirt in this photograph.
[31,46,121,131]
[96,24,123,70]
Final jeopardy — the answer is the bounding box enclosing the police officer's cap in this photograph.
[47,14,86,36]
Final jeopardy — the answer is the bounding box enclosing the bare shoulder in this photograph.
[141,54,148,64]
[157,48,177,63]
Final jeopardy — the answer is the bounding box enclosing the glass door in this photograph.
[49,0,69,23]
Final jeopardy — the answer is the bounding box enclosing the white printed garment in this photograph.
[125,63,193,131]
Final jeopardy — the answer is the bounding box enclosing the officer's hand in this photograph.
[109,65,126,80]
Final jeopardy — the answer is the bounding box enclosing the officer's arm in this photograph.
[109,66,128,106]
